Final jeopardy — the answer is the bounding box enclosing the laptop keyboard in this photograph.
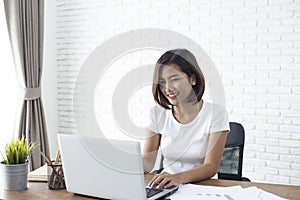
[146,187,163,198]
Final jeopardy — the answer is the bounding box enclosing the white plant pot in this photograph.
[1,161,28,190]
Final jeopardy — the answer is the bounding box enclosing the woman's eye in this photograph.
[171,78,179,82]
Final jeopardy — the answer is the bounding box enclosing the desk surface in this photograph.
[0,174,299,200]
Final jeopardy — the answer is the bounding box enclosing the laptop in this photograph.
[57,134,178,200]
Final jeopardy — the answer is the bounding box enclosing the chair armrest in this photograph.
[241,177,251,182]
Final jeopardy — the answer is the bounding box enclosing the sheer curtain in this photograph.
[0,1,18,152]
[3,0,49,170]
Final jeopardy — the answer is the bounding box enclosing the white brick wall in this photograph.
[56,0,300,185]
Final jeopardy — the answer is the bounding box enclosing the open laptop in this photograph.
[57,134,178,200]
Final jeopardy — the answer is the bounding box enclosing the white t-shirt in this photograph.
[147,101,230,174]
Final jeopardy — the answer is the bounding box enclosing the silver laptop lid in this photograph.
[57,134,147,200]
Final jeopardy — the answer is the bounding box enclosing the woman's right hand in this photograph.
[148,171,185,189]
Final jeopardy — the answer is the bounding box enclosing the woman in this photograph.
[143,49,229,189]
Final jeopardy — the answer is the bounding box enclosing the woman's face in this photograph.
[158,64,196,106]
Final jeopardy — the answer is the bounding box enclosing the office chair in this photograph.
[217,122,251,181]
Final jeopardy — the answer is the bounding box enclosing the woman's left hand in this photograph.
[148,172,185,189]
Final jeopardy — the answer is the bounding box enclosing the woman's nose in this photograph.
[164,82,174,91]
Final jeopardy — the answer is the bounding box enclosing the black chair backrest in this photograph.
[217,122,246,181]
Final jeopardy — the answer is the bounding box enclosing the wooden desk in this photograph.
[1,174,299,200]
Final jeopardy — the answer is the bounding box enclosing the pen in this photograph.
[54,150,61,165]
[40,151,52,165]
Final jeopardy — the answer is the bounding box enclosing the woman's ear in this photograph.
[190,75,196,85]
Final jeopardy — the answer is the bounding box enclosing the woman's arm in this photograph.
[148,131,228,189]
[180,130,228,182]
[142,129,161,173]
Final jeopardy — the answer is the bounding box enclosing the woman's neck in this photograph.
[172,100,203,124]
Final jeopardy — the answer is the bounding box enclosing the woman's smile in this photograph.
[165,90,179,99]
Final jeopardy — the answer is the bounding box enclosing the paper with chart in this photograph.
[169,184,287,200]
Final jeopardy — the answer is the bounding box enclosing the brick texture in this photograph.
[56,0,300,185]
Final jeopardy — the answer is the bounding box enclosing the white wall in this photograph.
[43,0,58,159]
[55,0,300,185]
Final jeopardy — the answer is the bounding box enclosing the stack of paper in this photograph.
[169,184,287,200]
[28,164,48,182]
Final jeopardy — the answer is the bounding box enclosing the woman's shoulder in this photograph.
[148,104,170,133]
[203,100,227,111]
[202,100,228,117]
[150,104,168,116]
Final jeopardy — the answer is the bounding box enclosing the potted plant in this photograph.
[1,136,37,190]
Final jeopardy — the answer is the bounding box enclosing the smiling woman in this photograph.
[0,2,18,152]
[143,49,230,189]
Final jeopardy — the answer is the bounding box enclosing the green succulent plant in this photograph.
[1,136,37,165]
